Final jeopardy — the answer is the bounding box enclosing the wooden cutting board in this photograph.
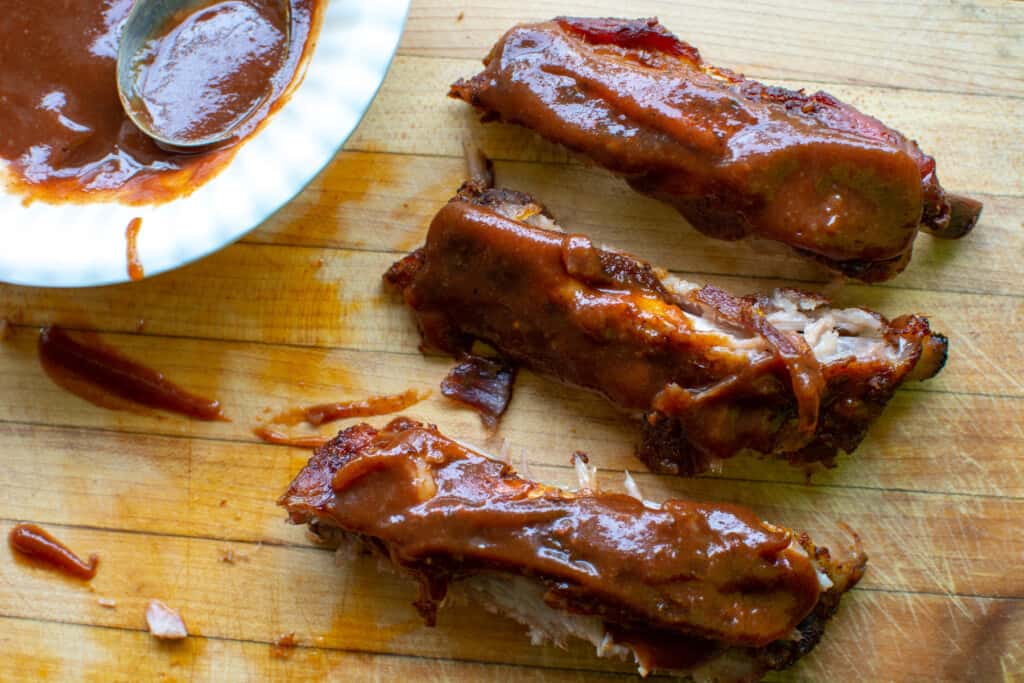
[1,1,1021,680]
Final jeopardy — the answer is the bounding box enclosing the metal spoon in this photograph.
[116,0,291,151]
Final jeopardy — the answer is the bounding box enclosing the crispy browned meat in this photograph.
[280,418,866,680]
[440,353,517,428]
[385,183,947,475]
[449,17,982,282]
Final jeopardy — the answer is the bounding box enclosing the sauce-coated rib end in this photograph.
[385,183,947,475]
[279,418,866,680]
[449,17,982,282]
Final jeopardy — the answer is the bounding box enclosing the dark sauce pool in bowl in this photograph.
[0,0,324,205]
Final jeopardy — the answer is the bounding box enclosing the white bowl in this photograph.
[0,0,410,287]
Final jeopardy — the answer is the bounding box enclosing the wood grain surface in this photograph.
[2,2,1022,681]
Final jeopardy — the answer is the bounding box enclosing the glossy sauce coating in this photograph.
[397,201,755,413]
[281,418,822,647]
[256,389,428,447]
[38,326,225,420]
[450,18,981,281]
[9,523,99,580]
[132,0,288,144]
[386,186,948,473]
[0,0,321,204]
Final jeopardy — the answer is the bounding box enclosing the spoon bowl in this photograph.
[117,0,292,151]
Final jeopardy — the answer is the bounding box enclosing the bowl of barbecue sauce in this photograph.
[119,0,294,151]
[0,0,410,286]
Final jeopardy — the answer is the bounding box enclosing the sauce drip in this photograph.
[8,523,99,580]
[256,389,427,446]
[38,326,226,420]
[132,0,288,145]
[125,217,145,280]
[271,389,428,427]
[0,0,322,204]
[253,428,328,448]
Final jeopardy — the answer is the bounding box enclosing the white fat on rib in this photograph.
[524,211,562,232]
[783,536,834,591]
[457,573,767,681]
[622,471,662,510]
[660,273,771,358]
[572,453,598,492]
[763,291,904,365]
[456,574,638,668]
[664,276,903,366]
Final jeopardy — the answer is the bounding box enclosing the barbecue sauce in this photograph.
[253,428,328,448]
[271,389,428,427]
[281,418,824,649]
[0,0,323,204]
[9,523,99,580]
[130,0,289,146]
[256,389,427,447]
[38,326,226,420]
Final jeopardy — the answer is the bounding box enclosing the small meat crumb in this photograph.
[146,599,188,640]
[97,597,117,608]
[271,632,298,658]
[456,11,464,21]
[219,548,249,564]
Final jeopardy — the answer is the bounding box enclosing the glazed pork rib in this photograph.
[450,17,982,282]
[385,183,948,475]
[280,417,866,680]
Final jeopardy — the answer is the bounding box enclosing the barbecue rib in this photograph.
[280,418,866,680]
[385,182,948,475]
[449,17,982,282]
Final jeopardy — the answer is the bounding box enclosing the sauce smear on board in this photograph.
[253,428,329,448]
[255,389,428,447]
[0,0,323,204]
[270,389,428,427]
[9,523,99,580]
[38,326,226,420]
